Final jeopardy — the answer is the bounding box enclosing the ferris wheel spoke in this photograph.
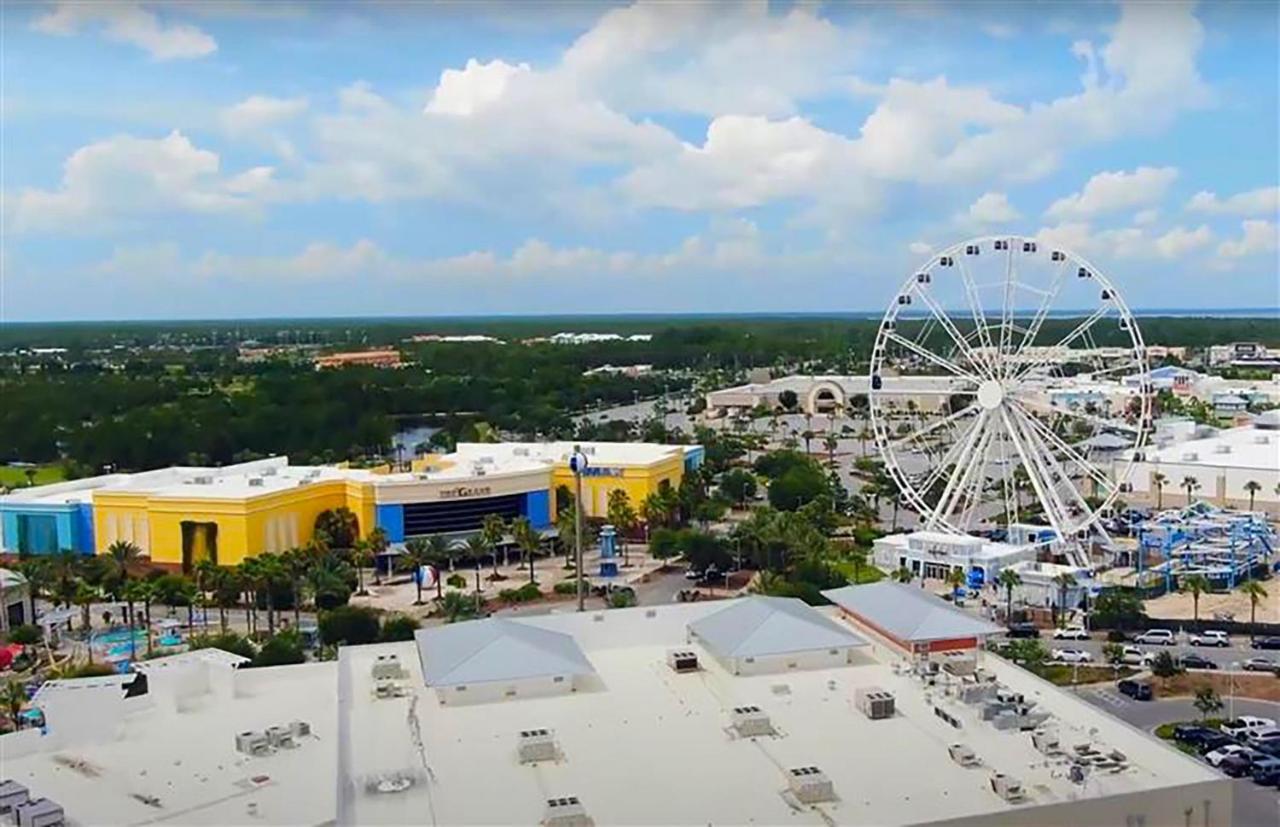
[956,427,997,530]
[1011,400,1119,495]
[995,417,1017,528]
[998,242,1018,381]
[1013,303,1114,381]
[1014,254,1071,361]
[887,402,981,452]
[1008,409,1091,540]
[883,331,984,385]
[924,410,990,530]
[955,255,998,375]
[999,407,1070,542]
[1013,394,1139,434]
[909,287,993,379]
[1007,406,1102,563]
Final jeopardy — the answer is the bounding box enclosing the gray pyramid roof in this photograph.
[821,582,1002,643]
[415,618,595,687]
[688,596,867,659]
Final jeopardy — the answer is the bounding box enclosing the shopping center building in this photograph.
[0,441,702,570]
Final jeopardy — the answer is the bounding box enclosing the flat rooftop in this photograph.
[453,440,694,468]
[1126,422,1280,471]
[339,603,1220,827]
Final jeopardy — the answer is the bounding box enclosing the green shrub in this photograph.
[609,590,636,609]
[553,581,578,595]
[1106,629,1127,643]
[6,625,40,645]
[52,662,116,679]
[1150,650,1182,678]
[379,615,421,642]
[445,573,467,590]
[188,632,256,661]
[252,630,305,668]
[318,605,380,646]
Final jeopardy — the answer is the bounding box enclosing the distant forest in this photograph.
[2,315,1277,475]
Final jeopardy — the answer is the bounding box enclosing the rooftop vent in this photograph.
[372,654,406,680]
[14,798,63,827]
[265,725,297,749]
[262,467,278,476]
[855,687,895,720]
[0,781,30,814]
[1031,729,1062,755]
[730,705,774,738]
[235,730,270,756]
[1214,444,1232,454]
[514,447,530,456]
[948,743,980,767]
[543,796,591,827]
[248,477,264,487]
[192,475,213,485]
[1181,452,1199,462]
[1257,435,1272,444]
[518,728,559,764]
[666,650,699,674]
[306,469,322,478]
[989,773,1026,803]
[289,720,311,739]
[786,766,835,804]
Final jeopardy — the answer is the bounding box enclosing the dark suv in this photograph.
[1117,679,1152,700]
[1006,622,1040,638]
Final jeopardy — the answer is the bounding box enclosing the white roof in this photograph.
[129,647,249,672]
[415,618,595,687]
[454,440,690,468]
[1129,422,1280,471]
[688,595,867,659]
[822,582,1003,643]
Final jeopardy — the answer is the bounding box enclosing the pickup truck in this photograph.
[1221,716,1277,740]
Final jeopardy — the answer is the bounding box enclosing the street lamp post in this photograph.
[570,446,588,612]
[1229,662,1238,720]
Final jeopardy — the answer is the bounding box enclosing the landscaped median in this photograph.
[988,638,1138,687]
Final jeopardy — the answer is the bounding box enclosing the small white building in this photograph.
[0,568,33,632]
[873,531,1035,587]
[1005,561,1093,612]
[686,596,868,675]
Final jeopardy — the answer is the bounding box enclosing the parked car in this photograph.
[1250,759,1280,786]
[1219,754,1253,777]
[1205,744,1252,767]
[1172,724,1220,746]
[1246,727,1280,747]
[1243,657,1279,673]
[1051,648,1093,664]
[1256,741,1280,759]
[1053,625,1089,640]
[1251,636,1280,650]
[1198,734,1236,755]
[1006,622,1040,639]
[1116,678,1152,700]
[1179,653,1219,670]
[683,568,704,581]
[1119,646,1153,666]
[1134,629,1177,646]
[1221,716,1277,739]
[1189,630,1230,647]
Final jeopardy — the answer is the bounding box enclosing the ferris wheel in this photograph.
[868,235,1153,562]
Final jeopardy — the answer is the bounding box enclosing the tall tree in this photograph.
[996,568,1022,622]
[1244,480,1262,511]
[1151,472,1167,509]
[606,489,638,568]
[1180,574,1210,622]
[1181,475,1201,506]
[480,514,507,575]
[426,535,454,599]
[403,538,432,604]
[1240,579,1268,627]
[510,517,541,585]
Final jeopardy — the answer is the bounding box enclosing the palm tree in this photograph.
[892,566,914,584]
[848,546,868,584]
[1052,571,1077,623]
[107,540,142,584]
[236,560,258,636]
[255,556,286,636]
[801,429,815,455]
[194,557,219,628]
[945,568,967,594]
[3,679,28,729]
[368,527,390,586]
[72,580,98,661]
[1244,480,1262,511]
[120,578,146,659]
[480,514,507,576]
[996,568,1022,622]
[857,426,873,457]
[403,538,432,604]
[213,567,239,633]
[511,517,541,585]
[1240,579,1268,627]
[1180,573,1210,622]
[1151,471,1167,509]
[351,540,372,596]
[1182,475,1200,506]
[823,434,838,467]
[135,579,156,656]
[607,489,638,567]
[440,591,475,623]
[280,549,311,628]
[427,535,454,598]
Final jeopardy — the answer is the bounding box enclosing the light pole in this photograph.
[569,446,588,612]
[1229,662,1238,720]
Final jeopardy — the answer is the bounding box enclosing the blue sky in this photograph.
[2,0,1277,321]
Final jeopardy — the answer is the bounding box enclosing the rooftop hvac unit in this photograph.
[235,730,270,756]
[947,743,979,767]
[1031,730,1062,755]
[248,477,264,487]
[940,652,976,676]
[666,650,699,673]
[514,447,530,456]
[15,798,64,827]
[192,475,213,485]
[786,766,835,804]
[265,725,296,749]
[855,687,895,720]
[542,796,591,827]
[1257,435,1271,444]
[262,467,278,476]
[989,773,1025,802]
[1182,452,1199,461]
[372,654,406,680]
[289,720,311,738]
[1214,444,1232,454]
[518,729,558,764]
[0,781,30,814]
[730,705,774,738]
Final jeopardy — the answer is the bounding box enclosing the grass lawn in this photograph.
[832,558,885,584]
[0,464,66,488]
[1033,664,1138,686]
[1154,718,1225,755]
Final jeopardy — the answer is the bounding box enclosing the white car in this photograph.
[1119,646,1154,666]
[1189,630,1230,647]
[1133,629,1177,646]
[1053,626,1089,640]
[1246,726,1280,745]
[1204,744,1251,767]
[1221,716,1277,739]
[1051,648,1093,664]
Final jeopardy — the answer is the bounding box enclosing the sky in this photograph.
[1,0,1278,321]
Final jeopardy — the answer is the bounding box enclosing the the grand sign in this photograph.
[437,485,492,499]
[580,466,625,478]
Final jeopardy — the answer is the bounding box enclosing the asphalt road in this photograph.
[1075,694,1280,827]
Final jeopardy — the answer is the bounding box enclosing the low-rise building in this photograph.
[706,374,961,417]
[313,349,403,369]
[872,531,1036,587]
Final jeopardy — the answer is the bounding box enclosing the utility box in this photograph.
[235,730,270,755]
[786,766,835,804]
[939,651,976,676]
[289,719,311,739]
[855,687,895,720]
[730,705,773,738]
[266,725,296,749]
[1031,730,1061,755]
[666,650,699,673]
[372,654,406,680]
[518,729,559,764]
[947,743,979,767]
[0,781,30,815]
[989,773,1025,802]
[16,798,64,827]
[543,796,592,827]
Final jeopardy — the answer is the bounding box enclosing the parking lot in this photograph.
[1076,696,1280,826]
[1010,629,1280,672]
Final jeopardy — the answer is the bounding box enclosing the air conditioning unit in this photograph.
[0,781,30,815]
[1256,435,1271,445]
[989,773,1025,802]
[667,650,699,673]
[730,705,773,738]
[262,467,278,476]
[855,687,895,720]
[289,720,311,739]
[518,729,558,764]
[1182,452,1199,461]
[948,743,979,767]
[14,798,63,827]
[542,796,591,827]
[1031,729,1062,755]
[372,654,406,680]
[1214,445,1231,454]
[248,477,264,487]
[265,725,296,749]
[235,730,270,755]
[940,652,976,676]
[514,447,530,456]
[192,475,213,485]
[787,766,835,804]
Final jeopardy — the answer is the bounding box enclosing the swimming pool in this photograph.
[94,629,182,660]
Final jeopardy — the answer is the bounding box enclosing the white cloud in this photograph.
[1045,166,1178,220]
[14,131,265,232]
[1186,186,1280,216]
[1153,225,1212,258]
[1133,208,1158,226]
[1034,221,1211,260]
[1217,220,1278,258]
[32,2,216,60]
[908,240,933,255]
[965,192,1021,224]
[220,95,309,134]
[425,59,531,116]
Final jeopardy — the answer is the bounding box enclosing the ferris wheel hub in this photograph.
[977,379,1005,410]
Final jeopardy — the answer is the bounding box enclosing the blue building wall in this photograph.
[523,490,552,530]
[0,503,87,555]
[683,446,705,471]
[375,504,406,543]
[73,504,95,553]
